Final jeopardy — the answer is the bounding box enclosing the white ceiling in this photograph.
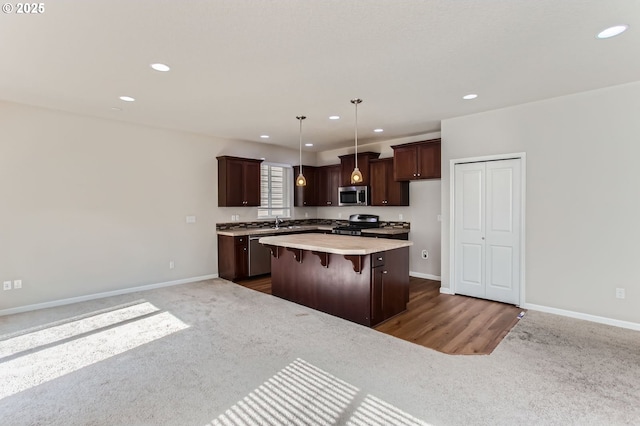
[1,0,638,151]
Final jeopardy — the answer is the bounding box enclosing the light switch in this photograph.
[186,216,196,224]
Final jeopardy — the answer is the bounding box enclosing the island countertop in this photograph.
[259,233,412,255]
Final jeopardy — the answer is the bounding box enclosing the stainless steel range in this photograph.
[332,214,380,236]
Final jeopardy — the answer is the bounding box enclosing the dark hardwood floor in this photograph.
[235,275,523,355]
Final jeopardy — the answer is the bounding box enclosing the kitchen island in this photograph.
[259,233,412,327]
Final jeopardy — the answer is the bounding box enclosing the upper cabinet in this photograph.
[370,158,409,206]
[217,156,263,207]
[317,164,341,206]
[338,152,381,186]
[392,139,441,181]
[293,165,318,207]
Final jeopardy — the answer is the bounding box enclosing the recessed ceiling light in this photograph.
[305,143,313,147]
[463,94,478,100]
[111,107,122,111]
[260,135,270,139]
[329,116,340,120]
[119,96,135,102]
[150,63,171,72]
[373,128,384,133]
[597,25,629,39]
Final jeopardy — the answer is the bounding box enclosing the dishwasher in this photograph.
[249,235,273,276]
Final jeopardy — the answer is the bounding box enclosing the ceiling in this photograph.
[1,0,638,151]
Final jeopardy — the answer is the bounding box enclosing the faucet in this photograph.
[275,216,282,229]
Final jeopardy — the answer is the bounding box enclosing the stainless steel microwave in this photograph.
[338,186,369,206]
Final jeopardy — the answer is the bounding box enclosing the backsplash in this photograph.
[216,218,410,231]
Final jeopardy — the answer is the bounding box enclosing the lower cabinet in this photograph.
[218,235,248,282]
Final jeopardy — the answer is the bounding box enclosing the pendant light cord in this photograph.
[299,117,303,175]
[354,101,358,169]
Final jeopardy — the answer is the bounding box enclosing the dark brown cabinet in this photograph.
[392,139,441,181]
[293,165,318,207]
[218,235,248,281]
[369,157,409,206]
[270,246,409,327]
[338,152,380,186]
[317,164,341,206]
[217,156,263,207]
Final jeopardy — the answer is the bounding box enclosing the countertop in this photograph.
[217,225,408,237]
[217,225,333,237]
[258,233,413,255]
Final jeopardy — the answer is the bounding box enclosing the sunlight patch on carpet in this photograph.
[209,358,430,426]
[0,303,188,400]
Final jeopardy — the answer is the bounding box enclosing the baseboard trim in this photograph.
[410,271,441,281]
[522,303,640,331]
[0,274,219,317]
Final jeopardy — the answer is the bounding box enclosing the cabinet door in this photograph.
[328,165,341,206]
[371,266,384,325]
[234,236,248,280]
[370,160,388,206]
[417,143,441,179]
[318,164,340,206]
[385,159,410,206]
[340,155,356,186]
[293,166,318,206]
[392,146,417,181]
[225,159,246,206]
[243,161,262,206]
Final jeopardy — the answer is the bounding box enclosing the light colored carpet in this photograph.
[1,278,639,425]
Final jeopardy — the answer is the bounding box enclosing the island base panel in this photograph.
[270,247,409,327]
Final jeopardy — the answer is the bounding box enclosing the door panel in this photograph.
[488,245,513,288]
[485,159,520,304]
[455,163,486,298]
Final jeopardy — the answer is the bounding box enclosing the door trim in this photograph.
[449,152,526,306]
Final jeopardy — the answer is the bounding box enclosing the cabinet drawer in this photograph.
[372,252,385,268]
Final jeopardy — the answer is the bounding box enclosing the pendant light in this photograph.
[295,115,307,187]
[350,98,363,184]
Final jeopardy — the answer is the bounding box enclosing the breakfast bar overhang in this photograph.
[259,233,413,327]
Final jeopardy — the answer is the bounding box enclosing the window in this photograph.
[258,163,292,219]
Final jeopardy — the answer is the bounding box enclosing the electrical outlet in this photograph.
[13,279,22,289]
[338,213,342,219]
[3,281,11,290]
[186,215,196,224]
[437,214,442,222]
[616,288,625,299]
[305,212,309,218]
[399,214,403,221]
[169,261,175,269]
[421,250,429,260]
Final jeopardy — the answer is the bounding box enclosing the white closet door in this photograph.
[454,158,521,305]
[454,163,486,299]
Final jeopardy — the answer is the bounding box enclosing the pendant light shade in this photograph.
[350,98,363,184]
[296,115,307,187]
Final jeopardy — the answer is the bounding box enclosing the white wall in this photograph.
[0,101,311,312]
[441,81,640,324]
[317,132,442,279]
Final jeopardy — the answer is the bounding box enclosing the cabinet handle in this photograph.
[243,247,247,251]
[413,173,416,177]
[382,270,388,274]
[417,173,421,177]
[377,257,383,261]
